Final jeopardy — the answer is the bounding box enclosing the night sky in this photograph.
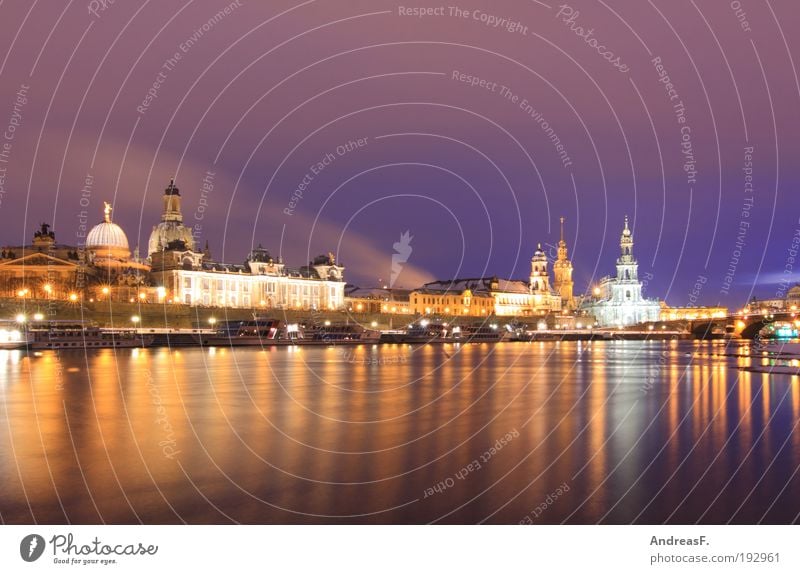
[0,0,798,307]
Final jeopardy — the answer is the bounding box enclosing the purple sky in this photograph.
[0,0,798,306]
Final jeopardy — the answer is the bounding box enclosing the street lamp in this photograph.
[208,317,217,326]
[33,313,44,321]
[131,315,140,326]
[15,314,26,324]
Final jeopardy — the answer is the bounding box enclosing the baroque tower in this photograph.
[616,215,639,286]
[552,217,575,310]
[147,178,196,258]
[529,243,551,295]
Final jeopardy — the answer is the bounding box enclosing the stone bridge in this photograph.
[656,311,797,340]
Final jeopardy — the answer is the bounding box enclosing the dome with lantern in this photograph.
[86,202,131,265]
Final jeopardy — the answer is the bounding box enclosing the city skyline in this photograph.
[0,199,789,310]
[0,1,797,308]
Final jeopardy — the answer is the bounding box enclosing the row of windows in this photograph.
[178,276,338,298]
[413,296,492,306]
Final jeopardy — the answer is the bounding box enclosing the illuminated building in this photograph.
[410,287,495,316]
[346,287,413,314]
[582,216,661,326]
[0,223,83,299]
[552,217,575,310]
[659,305,728,321]
[148,181,346,309]
[744,285,800,314]
[147,179,196,258]
[415,242,563,317]
[0,205,149,301]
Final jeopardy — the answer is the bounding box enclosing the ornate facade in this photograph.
[583,217,661,327]
[0,207,149,301]
[147,180,346,310]
[413,240,563,317]
[0,223,84,299]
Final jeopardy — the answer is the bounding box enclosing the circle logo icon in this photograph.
[19,534,45,562]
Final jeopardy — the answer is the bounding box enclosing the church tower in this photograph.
[611,215,644,305]
[529,243,551,295]
[616,215,638,283]
[552,217,575,310]
[147,178,196,258]
[162,178,183,223]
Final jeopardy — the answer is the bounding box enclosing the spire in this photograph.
[560,216,565,243]
[619,215,634,260]
[103,201,112,223]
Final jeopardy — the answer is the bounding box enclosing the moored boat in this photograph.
[194,318,303,346]
[26,321,153,350]
[0,321,32,349]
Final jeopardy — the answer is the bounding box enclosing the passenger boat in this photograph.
[303,322,381,344]
[381,320,457,344]
[758,321,799,341]
[194,318,379,346]
[0,322,32,349]
[460,325,508,342]
[387,320,507,344]
[194,318,304,346]
[26,321,153,350]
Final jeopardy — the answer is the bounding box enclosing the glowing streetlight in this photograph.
[15,314,26,324]
[130,315,140,325]
[593,287,601,296]
[208,317,217,326]
[33,313,44,321]
[101,286,110,296]
[69,293,78,302]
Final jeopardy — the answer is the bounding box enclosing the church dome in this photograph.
[148,178,195,257]
[87,222,129,250]
[787,284,800,300]
[86,203,131,264]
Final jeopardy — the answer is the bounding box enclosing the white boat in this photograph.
[0,322,32,349]
[26,321,153,350]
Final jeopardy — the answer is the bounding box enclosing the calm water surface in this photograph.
[1,340,798,524]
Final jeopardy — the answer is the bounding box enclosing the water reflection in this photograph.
[0,341,798,524]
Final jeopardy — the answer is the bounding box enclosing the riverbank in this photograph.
[1,297,514,330]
